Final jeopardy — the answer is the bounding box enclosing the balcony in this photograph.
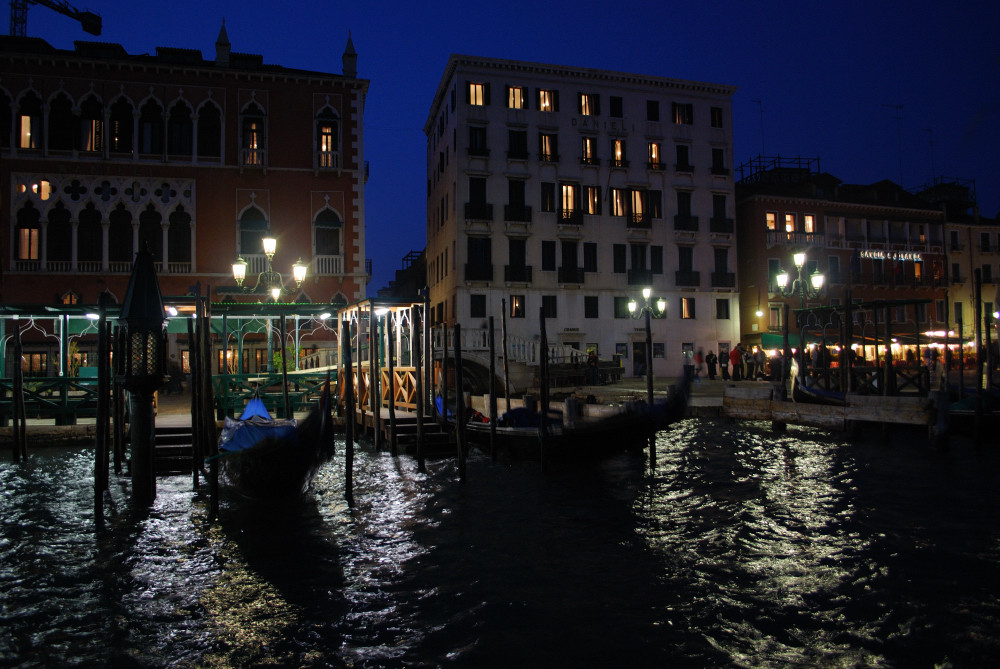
[950,243,964,252]
[558,266,585,284]
[504,264,533,283]
[464,202,494,221]
[951,274,966,284]
[464,263,493,282]
[504,205,532,223]
[506,149,529,160]
[765,230,822,247]
[647,161,666,171]
[317,150,341,169]
[559,209,583,226]
[710,166,730,176]
[627,213,651,229]
[627,268,653,286]
[675,270,701,287]
[538,152,559,163]
[675,162,695,173]
[709,217,734,234]
[579,156,600,166]
[467,146,490,157]
[611,159,629,169]
[674,214,699,232]
[710,271,736,288]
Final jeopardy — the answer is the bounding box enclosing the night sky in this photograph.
[17,0,1000,295]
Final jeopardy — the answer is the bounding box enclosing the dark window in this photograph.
[614,296,631,318]
[167,101,193,156]
[711,106,723,128]
[508,179,526,207]
[79,95,104,152]
[469,126,488,155]
[678,246,694,272]
[47,203,72,262]
[583,243,597,272]
[138,204,163,260]
[542,295,557,318]
[168,206,192,262]
[613,244,626,273]
[542,240,556,271]
[239,206,268,255]
[197,103,222,158]
[649,190,662,218]
[470,294,487,318]
[651,246,663,274]
[508,238,526,265]
[676,144,692,170]
[716,299,730,319]
[508,130,528,158]
[469,177,487,204]
[0,89,10,149]
[48,92,74,151]
[78,204,102,263]
[585,296,599,318]
[467,236,491,265]
[108,204,132,263]
[714,247,729,272]
[541,182,556,212]
[139,98,164,154]
[610,96,623,118]
[646,100,659,121]
[109,98,133,153]
[315,209,342,255]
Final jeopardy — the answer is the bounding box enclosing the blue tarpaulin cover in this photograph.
[218,397,297,453]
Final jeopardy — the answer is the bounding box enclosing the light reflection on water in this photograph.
[1,420,999,667]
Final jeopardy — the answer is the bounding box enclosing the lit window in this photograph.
[507,86,526,109]
[510,295,525,318]
[585,186,600,215]
[785,213,796,233]
[613,139,625,167]
[18,227,39,260]
[631,190,644,222]
[766,212,777,230]
[648,142,661,167]
[579,93,598,116]
[672,103,694,125]
[539,133,557,161]
[804,214,815,233]
[769,306,782,329]
[468,82,486,106]
[20,115,36,149]
[611,188,626,216]
[561,184,577,217]
[30,180,52,200]
[581,136,596,164]
[538,89,556,112]
[681,297,696,319]
[320,125,335,164]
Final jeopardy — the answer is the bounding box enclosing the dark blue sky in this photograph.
[20,0,1000,295]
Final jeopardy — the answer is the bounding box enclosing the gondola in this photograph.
[790,358,847,406]
[460,372,691,459]
[215,380,335,499]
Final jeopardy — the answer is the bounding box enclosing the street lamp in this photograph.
[775,251,825,307]
[232,236,307,300]
[628,287,666,410]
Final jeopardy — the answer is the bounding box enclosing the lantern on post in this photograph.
[118,246,166,507]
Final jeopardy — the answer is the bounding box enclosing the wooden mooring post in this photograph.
[387,312,398,456]
[10,324,26,462]
[453,323,467,482]
[488,315,497,462]
[343,319,355,506]
[539,308,549,473]
[413,306,426,472]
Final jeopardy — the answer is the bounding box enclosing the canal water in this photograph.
[1,420,998,667]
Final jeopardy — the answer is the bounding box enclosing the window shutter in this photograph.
[465,81,471,105]
[536,88,542,110]
[577,92,583,115]
[523,87,529,110]
[484,82,491,106]
[594,95,600,116]
[553,90,560,112]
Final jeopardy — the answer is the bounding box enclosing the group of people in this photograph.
[695,343,772,382]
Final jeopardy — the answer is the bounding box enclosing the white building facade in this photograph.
[424,55,740,378]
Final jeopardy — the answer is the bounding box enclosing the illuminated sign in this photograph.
[859,250,922,262]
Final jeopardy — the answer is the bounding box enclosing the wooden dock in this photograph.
[722,384,935,431]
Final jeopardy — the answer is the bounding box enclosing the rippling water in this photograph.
[1,420,998,667]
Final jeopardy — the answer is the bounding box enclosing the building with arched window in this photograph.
[0,26,369,374]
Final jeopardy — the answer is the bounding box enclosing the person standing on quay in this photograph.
[730,344,743,381]
[720,347,730,380]
[706,349,718,380]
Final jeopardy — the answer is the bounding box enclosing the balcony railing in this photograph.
[675,270,700,287]
[647,161,666,171]
[611,159,629,169]
[468,146,490,157]
[538,152,559,162]
[317,150,341,168]
[765,230,821,247]
[580,156,600,166]
[504,264,533,282]
[464,202,494,221]
[464,263,493,282]
[314,254,344,275]
[710,166,730,176]
[674,214,699,232]
[675,162,695,173]
[559,209,583,226]
[507,149,529,160]
[558,266,585,283]
[627,213,651,229]
[709,217,734,234]
[710,271,736,288]
[504,205,532,223]
[949,243,964,252]
[242,148,265,167]
[627,268,653,286]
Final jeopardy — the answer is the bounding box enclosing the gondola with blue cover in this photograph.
[216,379,335,499]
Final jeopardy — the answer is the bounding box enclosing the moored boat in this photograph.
[215,381,335,499]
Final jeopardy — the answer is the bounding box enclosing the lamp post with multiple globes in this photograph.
[775,251,825,308]
[627,287,666,410]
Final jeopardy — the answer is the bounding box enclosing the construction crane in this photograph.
[9,0,102,38]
